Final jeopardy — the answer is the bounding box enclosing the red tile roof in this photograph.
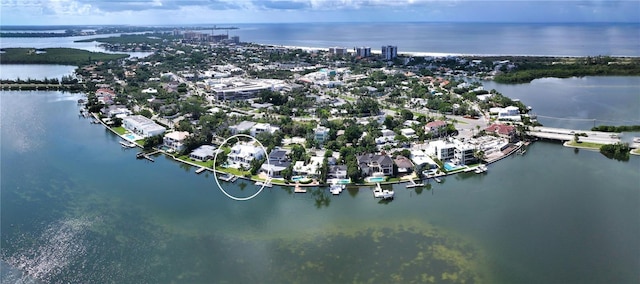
[485,124,516,136]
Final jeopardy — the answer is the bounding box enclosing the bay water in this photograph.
[1,78,639,283]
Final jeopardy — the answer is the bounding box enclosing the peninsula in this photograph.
[4,31,636,189]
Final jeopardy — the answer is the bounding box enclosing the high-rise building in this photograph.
[355,47,371,57]
[329,47,347,56]
[381,45,398,60]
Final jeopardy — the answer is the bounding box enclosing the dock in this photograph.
[195,167,207,174]
[255,178,273,188]
[136,152,155,162]
[373,183,394,199]
[294,183,306,193]
[219,173,238,182]
[119,140,136,148]
[406,179,424,188]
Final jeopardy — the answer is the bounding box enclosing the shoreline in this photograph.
[265,44,640,58]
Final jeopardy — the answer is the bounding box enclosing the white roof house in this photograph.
[163,131,190,152]
[190,145,218,162]
[227,143,265,168]
[122,115,166,138]
[401,128,416,139]
[251,123,280,137]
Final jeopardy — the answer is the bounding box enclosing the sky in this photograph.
[1,0,639,26]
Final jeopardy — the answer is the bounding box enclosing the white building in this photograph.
[400,128,416,139]
[227,143,265,169]
[122,115,166,138]
[190,145,218,162]
[314,126,330,144]
[163,131,189,152]
[381,45,398,61]
[251,123,280,137]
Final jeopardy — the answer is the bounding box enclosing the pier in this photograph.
[527,126,621,144]
[219,173,238,182]
[195,167,208,174]
[406,179,424,188]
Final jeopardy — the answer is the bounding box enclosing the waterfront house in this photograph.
[227,143,265,169]
[328,165,348,179]
[260,148,291,178]
[189,145,217,162]
[357,154,394,177]
[394,155,414,174]
[485,124,517,142]
[122,115,166,138]
[431,140,456,161]
[163,131,190,152]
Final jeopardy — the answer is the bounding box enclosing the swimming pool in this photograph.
[367,176,386,183]
[291,176,304,181]
[444,162,464,172]
[124,134,136,140]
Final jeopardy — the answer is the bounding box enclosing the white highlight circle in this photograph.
[213,134,269,201]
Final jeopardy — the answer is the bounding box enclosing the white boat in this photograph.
[474,164,488,174]
[373,183,394,199]
[255,178,273,188]
[434,177,442,183]
[119,140,136,148]
[329,184,345,195]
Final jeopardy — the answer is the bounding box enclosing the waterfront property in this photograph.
[357,154,394,177]
[227,143,265,169]
[260,148,291,178]
[163,131,190,152]
[122,115,166,138]
[189,145,218,162]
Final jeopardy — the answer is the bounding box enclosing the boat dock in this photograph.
[136,152,155,162]
[406,179,424,188]
[120,140,137,149]
[255,178,273,188]
[219,173,238,182]
[373,183,394,199]
[294,183,307,193]
[195,167,208,174]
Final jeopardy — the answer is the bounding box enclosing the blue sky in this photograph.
[1,0,638,26]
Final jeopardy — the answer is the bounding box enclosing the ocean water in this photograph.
[1,22,639,57]
[231,22,640,56]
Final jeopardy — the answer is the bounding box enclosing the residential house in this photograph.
[101,104,131,118]
[260,148,291,178]
[431,140,456,161]
[375,129,396,144]
[190,145,217,162]
[425,120,448,136]
[227,143,265,169]
[485,124,517,142]
[328,165,348,179]
[163,131,190,152]
[357,154,394,177]
[394,155,414,174]
[400,128,416,139]
[453,141,476,165]
[314,126,330,144]
[230,121,256,135]
[250,123,279,137]
[122,115,166,138]
[96,88,115,104]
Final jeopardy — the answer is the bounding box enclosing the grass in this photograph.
[112,126,127,135]
[177,155,213,168]
[215,166,249,177]
[566,140,605,150]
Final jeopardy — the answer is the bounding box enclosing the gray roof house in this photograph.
[357,154,394,177]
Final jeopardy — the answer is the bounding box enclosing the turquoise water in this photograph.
[124,133,136,140]
[367,176,387,182]
[1,79,639,283]
[444,162,464,172]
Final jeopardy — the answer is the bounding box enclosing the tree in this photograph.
[143,134,163,150]
[139,109,153,118]
[400,109,414,121]
[319,157,329,184]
